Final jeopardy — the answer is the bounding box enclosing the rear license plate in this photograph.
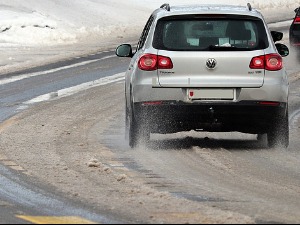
[188,88,235,100]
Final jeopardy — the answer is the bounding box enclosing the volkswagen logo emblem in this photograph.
[206,58,217,70]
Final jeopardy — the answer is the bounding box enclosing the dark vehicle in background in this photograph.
[290,7,300,51]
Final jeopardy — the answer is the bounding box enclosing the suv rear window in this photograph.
[153,15,269,51]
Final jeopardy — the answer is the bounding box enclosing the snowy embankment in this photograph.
[0,0,298,74]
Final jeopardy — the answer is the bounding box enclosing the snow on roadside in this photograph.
[0,0,298,47]
[0,0,298,75]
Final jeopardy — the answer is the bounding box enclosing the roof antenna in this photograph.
[247,3,252,11]
[160,3,170,11]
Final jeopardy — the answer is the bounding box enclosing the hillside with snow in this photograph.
[0,0,298,74]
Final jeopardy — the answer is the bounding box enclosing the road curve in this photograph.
[0,51,133,224]
[1,24,300,223]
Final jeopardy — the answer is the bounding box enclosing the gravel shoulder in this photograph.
[0,82,254,224]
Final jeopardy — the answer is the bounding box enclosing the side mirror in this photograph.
[271,31,283,43]
[116,44,133,58]
[276,43,289,57]
[295,8,299,14]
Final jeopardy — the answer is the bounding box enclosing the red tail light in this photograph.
[249,55,265,69]
[138,54,157,71]
[294,16,300,24]
[138,54,173,71]
[250,54,283,71]
[259,101,280,106]
[142,101,163,106]
[158,56,173,69]
[265,54,283,71]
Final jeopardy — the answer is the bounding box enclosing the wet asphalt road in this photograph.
[0,23,300,223]
[0,51,130,223]
[100,75,300,224]
[0,50,130,124]
[95,26,300,223]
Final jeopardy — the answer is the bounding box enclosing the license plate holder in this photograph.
[188,88,235,100]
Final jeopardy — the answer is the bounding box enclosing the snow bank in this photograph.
[0,0,298,47]
[0,0,298,75]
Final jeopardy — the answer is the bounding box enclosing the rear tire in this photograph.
[125,106,129,141]
[267,113,289,149]
[128,110,150,148]
[129,116,138,148]
[257,134,267,147]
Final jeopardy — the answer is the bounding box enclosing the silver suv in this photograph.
[116,3,290,148]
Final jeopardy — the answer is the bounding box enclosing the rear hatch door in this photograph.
[153,15,269,88]
[157,50,265,88]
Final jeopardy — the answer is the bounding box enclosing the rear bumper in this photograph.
[134,101,287,134]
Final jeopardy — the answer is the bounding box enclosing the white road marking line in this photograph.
[0,55,115,86]
[19,73,125,108]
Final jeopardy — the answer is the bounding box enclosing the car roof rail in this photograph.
[247,3,252,11]
[160,3,170,11]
